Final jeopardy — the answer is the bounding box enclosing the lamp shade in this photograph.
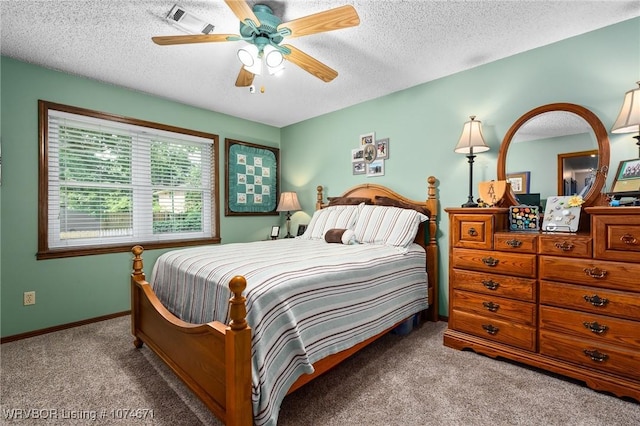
[276,192,301,212]
[611,81,640,134]
[454,116,490,154]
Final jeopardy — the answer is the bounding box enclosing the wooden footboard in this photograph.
[131,246,252,426]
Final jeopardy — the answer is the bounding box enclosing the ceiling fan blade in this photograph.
[152,34,237,45]
[224,0,260,26]
[235,66,255,87]
[282,44,338,83]
[278,5,360,38]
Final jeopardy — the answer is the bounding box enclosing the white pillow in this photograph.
[353,205,428,248]
[299,205,360,240]
[341,229,356,245]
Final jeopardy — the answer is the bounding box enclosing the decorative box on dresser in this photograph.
[444,206,640,402]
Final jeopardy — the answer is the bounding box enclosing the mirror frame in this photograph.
[497,103,610,207]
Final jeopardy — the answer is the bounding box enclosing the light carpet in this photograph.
[1,316,638,425]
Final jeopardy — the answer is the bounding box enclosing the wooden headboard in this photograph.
[314,176,439,322]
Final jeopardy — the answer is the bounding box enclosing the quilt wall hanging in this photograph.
[225,139,279,216]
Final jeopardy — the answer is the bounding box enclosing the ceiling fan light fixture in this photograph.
[237,49,254,67]
[165,4,214,35]
[238,46,262,75]
[263,45,284,75]
[264,45,283,68]
[238,44,259,65]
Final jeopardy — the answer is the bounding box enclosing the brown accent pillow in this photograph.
[374,196,430,217]
[324,228,348,243]
[327,196,372,206]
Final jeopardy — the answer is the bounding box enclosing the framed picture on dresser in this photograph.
[506,171,530,194]
[610,158,640,195]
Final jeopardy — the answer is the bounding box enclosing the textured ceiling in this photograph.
[1,1,639,128]
[512,111,594,143]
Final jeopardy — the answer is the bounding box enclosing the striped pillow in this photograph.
[354,205,428,248]
[299,205,360,240]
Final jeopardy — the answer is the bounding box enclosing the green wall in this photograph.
[0,57,281,337]
[280,17,640,317]
[2,17,639,337]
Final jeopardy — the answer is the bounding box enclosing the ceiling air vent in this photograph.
[172,8,185,21]
[166,4,214,35]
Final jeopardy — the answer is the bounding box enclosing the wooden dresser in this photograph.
[444,206,640,401]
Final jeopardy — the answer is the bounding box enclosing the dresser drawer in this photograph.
[540,280,640,321]
[540,329,640,379]
[451,248,536,278]
[452,290,535,325]
[450,214,495,249]
[540,305,640,349]
[538,234,592,258]
[494,232,537,253]
[450,269,536,302]
[450,309,536,351]
[592,211,640,263]
[539,255,640,292]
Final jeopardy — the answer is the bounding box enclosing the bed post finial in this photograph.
[427,176,436,200]
[316,185,324,210]
[131,245,145,280]
[229,276,248,331]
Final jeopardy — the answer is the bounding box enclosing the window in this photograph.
[38,101,220,259]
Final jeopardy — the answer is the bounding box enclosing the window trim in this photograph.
[37,100,220,260]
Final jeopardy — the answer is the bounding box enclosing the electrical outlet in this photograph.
[23,291,36,306]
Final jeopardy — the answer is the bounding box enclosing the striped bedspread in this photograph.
[150,238,429,426]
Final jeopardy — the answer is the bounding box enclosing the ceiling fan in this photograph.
[152,0,360,87]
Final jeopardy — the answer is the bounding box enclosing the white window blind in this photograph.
[46,109,215,249]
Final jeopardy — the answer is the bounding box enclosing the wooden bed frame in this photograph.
[130,177,439,426]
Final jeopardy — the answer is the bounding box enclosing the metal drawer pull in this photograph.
[583,349,608,363]
[468,227,478,237]
[482,301,500,312]
[583,321,608,334]
[583,294,609,307]
[482,257,499,267]
[583,267,607,279]
[554,241,574,251]
[482,324,499,335]
[482,279,499,290]
[506,239,522,248]
[620,233,638,245]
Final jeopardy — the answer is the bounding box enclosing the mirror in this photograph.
[497,103,610,207]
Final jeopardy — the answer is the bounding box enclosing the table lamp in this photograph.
[454,115,490,207]
[276,192,301,238]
